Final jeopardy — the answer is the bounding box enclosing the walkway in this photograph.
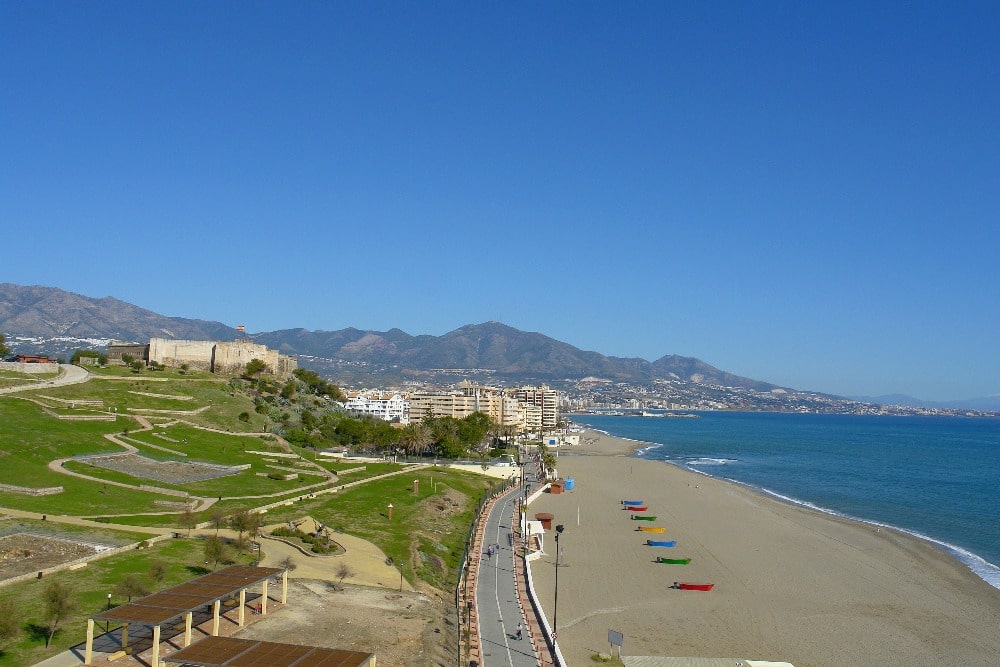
[471,453,555,667]
[0,363,90,394]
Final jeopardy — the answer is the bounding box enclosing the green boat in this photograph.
[631,515,657,521]
[656,557,691,564]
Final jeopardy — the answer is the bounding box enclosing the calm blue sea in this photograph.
[569,412,1000,589]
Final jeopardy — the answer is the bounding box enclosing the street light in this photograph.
[106,593,112,633]
[554,524,565,636]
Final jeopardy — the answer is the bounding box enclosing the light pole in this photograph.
[106,593,112,633]
[554,524,565,635]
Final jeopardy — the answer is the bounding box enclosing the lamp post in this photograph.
[554,524,565,635]
[106,593,112,633]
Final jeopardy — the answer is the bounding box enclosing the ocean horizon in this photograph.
[567,412,1000,589]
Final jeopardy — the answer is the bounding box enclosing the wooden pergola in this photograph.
[85,566,288,666]
[163,636,375,667]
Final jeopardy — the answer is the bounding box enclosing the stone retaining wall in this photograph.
[0,361,58,374]
[0,483,64,495]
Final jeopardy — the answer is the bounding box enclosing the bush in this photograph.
[270,527,339,554]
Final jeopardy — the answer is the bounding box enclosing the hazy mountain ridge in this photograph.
[0,283,239,345]
[254,320,773,389]
[1,284,771,390]
[3,284,995,413]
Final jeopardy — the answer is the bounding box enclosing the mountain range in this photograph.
[2,283,996,413]
[0,283,771,390]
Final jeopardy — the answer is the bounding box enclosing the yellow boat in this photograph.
[638,526,666,533]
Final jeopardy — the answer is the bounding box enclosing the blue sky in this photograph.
[2,2,998,401]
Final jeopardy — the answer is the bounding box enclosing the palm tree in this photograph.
[398,423,433,456]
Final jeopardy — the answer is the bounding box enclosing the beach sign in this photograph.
[608,629,623,659]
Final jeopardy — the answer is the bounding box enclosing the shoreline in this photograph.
[576,426,1000,590]
[527,429,1000,665]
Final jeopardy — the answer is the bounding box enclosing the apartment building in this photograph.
[407,382,523,427]
[514,385,559,429]
[344,391,410,424]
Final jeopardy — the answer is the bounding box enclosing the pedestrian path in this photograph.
[469,452,557,667]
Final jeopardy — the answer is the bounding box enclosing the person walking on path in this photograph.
[515,622,523,640]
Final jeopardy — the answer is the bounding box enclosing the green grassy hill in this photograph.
[0,366,496,667]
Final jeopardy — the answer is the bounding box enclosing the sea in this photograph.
[567,412,1000,589]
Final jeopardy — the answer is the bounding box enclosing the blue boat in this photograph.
[622,500,644,506]
[646,540,677,547]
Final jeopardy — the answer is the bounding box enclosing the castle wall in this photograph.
[142,337,296,379]
[213,340,274,375]
[149,338,215,371]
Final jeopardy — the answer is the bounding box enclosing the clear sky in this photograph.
[3,2,998,402]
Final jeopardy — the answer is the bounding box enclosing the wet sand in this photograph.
[526,430,1000,666]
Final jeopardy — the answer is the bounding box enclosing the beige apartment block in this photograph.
[514,385,559,429]
[407,381,558,433]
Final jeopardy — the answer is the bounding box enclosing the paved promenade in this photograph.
[470,454,558,667]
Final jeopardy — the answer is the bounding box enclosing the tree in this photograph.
[130,360,144,373]
[398,423,433,456]
[178,508,199,536]
[243,358,268,379]
[542,452,557,480]
[120,353,135,366]
[0,334,10,358]
[147,560,167,587]
[336,563,353,588]
[113,573,149,602]
[228,509,263,551]
[42,580,76,647]
[0,596,21,654]
[278,555,297,572]
[210,507,227,534]
[458,412,495,452]
[203,536,228,569]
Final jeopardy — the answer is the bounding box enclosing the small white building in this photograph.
[344,391,410,424]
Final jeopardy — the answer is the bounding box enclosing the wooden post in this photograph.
[151,625,161,667]
[84,619,94,665]
[212,600,221,636]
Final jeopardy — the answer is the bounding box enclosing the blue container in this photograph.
[565,478,575,491]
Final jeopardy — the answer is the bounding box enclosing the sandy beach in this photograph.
[526,430,1000,666]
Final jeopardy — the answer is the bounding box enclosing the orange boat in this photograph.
[638,526,665,533]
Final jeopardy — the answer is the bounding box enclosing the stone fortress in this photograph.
[107,337,297,379]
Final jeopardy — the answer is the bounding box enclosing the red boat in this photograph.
[625,506,648,511]
[675,582,714,591]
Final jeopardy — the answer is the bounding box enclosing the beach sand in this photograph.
[526,430,1000,666]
